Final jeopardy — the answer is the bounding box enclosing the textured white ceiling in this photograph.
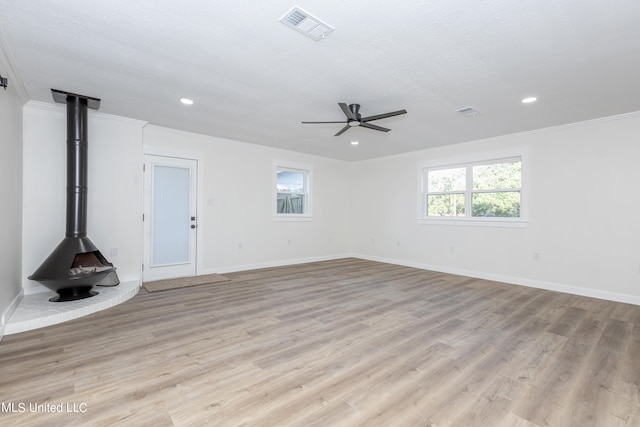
[1,0,639,161]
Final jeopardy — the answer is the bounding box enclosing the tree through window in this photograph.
[423,157,522,220]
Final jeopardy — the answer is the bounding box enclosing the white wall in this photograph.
[20,106,351,296]
[22,102,145,294]
[16,102,640,306]
[0,78,24,328]
[143,125,352,273]
[351,112,640,304]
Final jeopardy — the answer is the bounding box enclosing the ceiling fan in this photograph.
[302,103,407,136]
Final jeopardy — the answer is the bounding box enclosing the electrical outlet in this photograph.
[287,239,292,246]
[533,252,540,261]
[449,246,454,253]
[238,243,243,250]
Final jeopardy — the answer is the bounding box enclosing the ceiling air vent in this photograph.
[279,6,334,41]
[456,106,481,117]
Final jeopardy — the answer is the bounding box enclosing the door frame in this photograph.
[142,145,204,281]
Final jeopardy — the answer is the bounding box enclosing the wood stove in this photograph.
[28,89,119,302]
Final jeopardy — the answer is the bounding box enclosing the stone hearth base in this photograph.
[4,281,139,335]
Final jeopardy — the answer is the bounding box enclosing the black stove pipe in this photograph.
[65,95,89,238]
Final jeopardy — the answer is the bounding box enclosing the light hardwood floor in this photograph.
[1,258,639,426]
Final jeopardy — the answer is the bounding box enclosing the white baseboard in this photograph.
[199,253,353,276]
[1,288,24,326]
[352,253,640,306]
[22,282,50,295]
[148,251,640,307]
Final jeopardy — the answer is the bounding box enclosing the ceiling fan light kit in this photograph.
[302,103,407,136]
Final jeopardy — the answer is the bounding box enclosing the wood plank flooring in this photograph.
[1,258,639,426]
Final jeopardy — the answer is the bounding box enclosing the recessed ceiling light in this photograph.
[521,97,537,104]
[180,98,194,105]
[350,141,359,145]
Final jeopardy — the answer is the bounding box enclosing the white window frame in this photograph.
[273,160,313,221]
[417,148,528,228]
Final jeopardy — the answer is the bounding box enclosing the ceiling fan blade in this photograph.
[339,103,357,121]
[302,121,348,124]
[334,125,351,136]
[361,109,407,122]
[360,122,391,132]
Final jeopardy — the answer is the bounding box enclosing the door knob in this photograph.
[191,224,196,229]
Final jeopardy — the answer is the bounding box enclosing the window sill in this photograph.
[417,218,528,228]
[273,215,313,222]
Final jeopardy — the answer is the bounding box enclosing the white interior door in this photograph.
[143,155,198,281]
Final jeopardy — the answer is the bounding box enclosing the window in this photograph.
[471,160,521,218]
[426,166,467,217]
[273,161,312,220]
[419,154,525,226]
